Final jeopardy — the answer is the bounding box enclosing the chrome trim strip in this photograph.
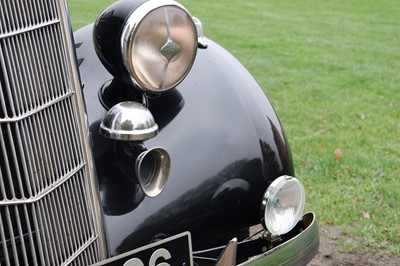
[0,92,74,123]
[0,163,85,205]
[0,19,60,39]
[56,0,108,260]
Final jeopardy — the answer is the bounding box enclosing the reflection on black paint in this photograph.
[116,158,264,253]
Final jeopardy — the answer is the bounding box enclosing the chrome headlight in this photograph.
[94,0,197,93]
[261,175,306,236]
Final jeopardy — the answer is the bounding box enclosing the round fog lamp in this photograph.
[262,176,305,236]
[121,0,197,93]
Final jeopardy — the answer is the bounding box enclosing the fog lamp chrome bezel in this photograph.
[261,175,306,236]
[120,0,198,93]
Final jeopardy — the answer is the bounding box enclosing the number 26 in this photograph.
[123,248,171,266]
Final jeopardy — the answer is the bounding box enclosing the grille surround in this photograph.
[0,0,106,265]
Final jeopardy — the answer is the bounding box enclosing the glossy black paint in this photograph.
[75,24,294,255]
[93,0,147,81]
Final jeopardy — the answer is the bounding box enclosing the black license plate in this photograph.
[94,232,193,266]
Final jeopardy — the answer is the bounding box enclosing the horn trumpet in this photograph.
[135,147,170,197]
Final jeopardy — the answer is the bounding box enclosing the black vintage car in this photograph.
[0,0,319,265]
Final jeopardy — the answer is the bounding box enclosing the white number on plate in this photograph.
[123,248,172,266]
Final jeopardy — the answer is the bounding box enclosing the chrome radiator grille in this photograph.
[0,0,106,265]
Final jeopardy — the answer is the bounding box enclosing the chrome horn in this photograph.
[135,147,170,197]
[100,101,171,197]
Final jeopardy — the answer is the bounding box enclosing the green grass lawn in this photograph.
[69,0,400,256]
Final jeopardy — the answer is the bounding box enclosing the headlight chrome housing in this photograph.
[261,175,306,236]
[94,0,198,93]
[121,0,197,93]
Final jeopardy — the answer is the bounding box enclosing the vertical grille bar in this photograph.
[0,0,107,265]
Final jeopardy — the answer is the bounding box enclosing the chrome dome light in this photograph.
[121,0,197,93]
[261,176,306,236]
[99,101,158,141]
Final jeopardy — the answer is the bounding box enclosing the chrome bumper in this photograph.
[194,212,319,265]
[241,212,319,265]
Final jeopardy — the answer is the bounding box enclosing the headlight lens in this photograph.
[262,176,306,236]
[121,0,197,93]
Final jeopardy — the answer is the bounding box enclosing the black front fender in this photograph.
[74,24,293,256]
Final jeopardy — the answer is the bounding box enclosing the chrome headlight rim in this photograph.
[261,175,306,236]
[120,0,198,93]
